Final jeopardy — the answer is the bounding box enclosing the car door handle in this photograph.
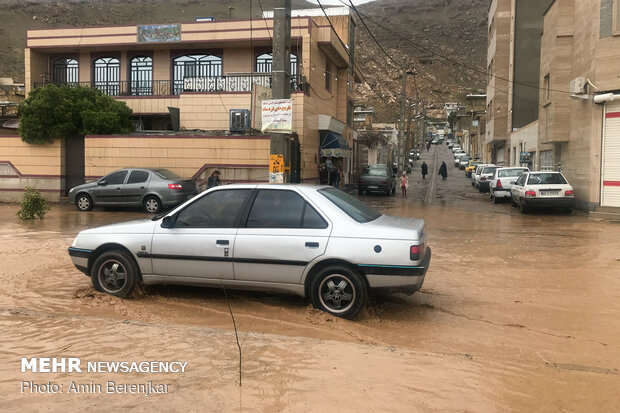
[140,186,145,189]
[116,187,121,190]
[305,242,319,248]
[216,240,229,246]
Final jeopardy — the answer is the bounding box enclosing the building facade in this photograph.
[2,7,358,200]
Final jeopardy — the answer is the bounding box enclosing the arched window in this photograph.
[173,54,222,94]
[255,53,298,89]
[93,57,120,96]
[52,58,78,85]
[130,56,152,96]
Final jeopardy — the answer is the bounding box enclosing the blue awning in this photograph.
[320,131,351,149]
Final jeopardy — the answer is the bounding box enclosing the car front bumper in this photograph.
[523,197,574,208]
[360,247,432,295]
[68,247,92,275]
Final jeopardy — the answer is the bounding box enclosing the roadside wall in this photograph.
[0,134,62,202]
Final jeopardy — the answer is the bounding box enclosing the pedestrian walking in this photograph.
[400,172,408,196]
[438,162,448,181]
[333,165,342,188]
[426,142,431,152]
[207,170,221,188]
[421,161,428,180]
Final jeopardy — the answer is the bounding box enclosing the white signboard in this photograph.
[261,99,293,133]
[251,85,272,130]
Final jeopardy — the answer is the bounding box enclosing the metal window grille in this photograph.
[93,57,120,96]
[52,58,78,85]
[173,54,223,95]
[255,53,298,90]
[130,56,153,96]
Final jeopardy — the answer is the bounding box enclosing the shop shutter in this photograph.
[602,101,620,207]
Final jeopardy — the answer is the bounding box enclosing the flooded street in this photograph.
[2,144,620,411]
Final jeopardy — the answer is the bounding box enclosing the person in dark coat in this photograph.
[207,170,221,188]
[438,162,448,180]
[421,161,428,179]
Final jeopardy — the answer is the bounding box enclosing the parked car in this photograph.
[68,168,197,213]
[359,164,396,196]
[510,171,574,213]
[68,185,432,319]
[472,164,495,187]
[489,167,529,203]
[477,166,500,192]
[465,160,483,177]
[458,156,472,170]
[454,152,467,167]
[452,146,462,153]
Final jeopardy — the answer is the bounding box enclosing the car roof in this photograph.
[528,171,561,175]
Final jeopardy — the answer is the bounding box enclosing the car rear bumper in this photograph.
[360,247,431,295]
[523,197,574,208]
[493,189,511,198]
[360,184,392,192]
[68,247,92,275]
[479,181,490,189]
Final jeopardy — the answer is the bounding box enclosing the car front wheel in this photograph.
[91,251,139,297]
[143,195,162,213]
[310,266,367,319]
[75,193,93,211]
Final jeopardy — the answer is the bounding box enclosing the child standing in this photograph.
[400,172,408,196]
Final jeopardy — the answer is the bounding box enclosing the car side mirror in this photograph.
[510,181,517,185]
[97,180,108,186]
[161,215,176,228]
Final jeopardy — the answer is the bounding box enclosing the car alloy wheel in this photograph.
[91,251,138,297]
[311,266,366,319]
[143,196,161,213]
[76,194,93,211]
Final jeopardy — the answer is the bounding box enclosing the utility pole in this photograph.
[399,66,407,173]
[270,0,291,182]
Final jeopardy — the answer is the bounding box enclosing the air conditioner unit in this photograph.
[569,77,587,95]
[229,109,250,132]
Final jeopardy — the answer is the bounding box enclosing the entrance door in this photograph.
[63,135,84,196]
[602,101,620,207]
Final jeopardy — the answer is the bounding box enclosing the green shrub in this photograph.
[17,187,50,220]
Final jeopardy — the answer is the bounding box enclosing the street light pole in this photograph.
[399,66,407,173]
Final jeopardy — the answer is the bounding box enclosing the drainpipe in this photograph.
[593,93,620,104]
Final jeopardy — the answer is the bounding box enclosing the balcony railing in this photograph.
[34,74,302,97]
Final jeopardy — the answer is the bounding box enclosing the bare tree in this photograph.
[358,130,388,149]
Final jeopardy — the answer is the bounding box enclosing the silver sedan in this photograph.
[68,185,431,319]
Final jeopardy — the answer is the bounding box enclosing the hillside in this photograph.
[0,0,489,122]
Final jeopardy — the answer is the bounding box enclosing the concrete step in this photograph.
[589,210,620,220]
[594,206,620,214]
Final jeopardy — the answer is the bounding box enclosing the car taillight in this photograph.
[480,176,486,181]
[381,180,387,184]
[525,190,536,197]
[565,190,574,197]
[410,244,424,261]
[360,179,365,183]
[168,183,183,190]
[496,179,503,189]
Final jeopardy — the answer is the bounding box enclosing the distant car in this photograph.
[359,165,396,196]
[68,168,197,213]
[452,146,462,153]
[510,171,574,213]
[472,164,495,187]
[477,166,500,192]
[458,157,471,170]
[447,141,455,149]
[68,184,432,319]
[454,152,467,167]
[489,167,529,203]
[431,139,439,145]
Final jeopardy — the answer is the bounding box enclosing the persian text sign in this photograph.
[137,24,181,43]
[261,99,293,133]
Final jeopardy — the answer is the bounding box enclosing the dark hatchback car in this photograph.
[68,168,197,213]
[358,164,396,196]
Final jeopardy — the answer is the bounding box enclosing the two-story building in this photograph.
[0,7,359,200]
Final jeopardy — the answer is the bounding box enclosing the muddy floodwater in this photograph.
[2,149,620,411]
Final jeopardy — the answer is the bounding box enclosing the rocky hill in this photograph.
[0,0,489,122]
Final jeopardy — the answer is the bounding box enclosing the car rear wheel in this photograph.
[91,251,139,297]
[358,189,364,196]
[519,199,528,214]
[310,265,367,319]
[143,195,162,213]
[491,192,500,204]
[75,193,93,211]
[511,197,518,207]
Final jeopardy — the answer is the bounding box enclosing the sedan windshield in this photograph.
[498,169,528,177]
[527,173,567,185]
[482,166,498,174]
[154,168,181,180]
[319,188,381,223]
[362,169,388,176]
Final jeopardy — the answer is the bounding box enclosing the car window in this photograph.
[154,168,181,180]
[103,170,128,185]
[246,190,308,228]
[127,170,150,184]
[516,174,527,186]
[527,173,567,185]
[482,166,498,174]
[174,189,251,228]
[319,188,381,223]
[498,169,527,178]
[302,203,328,229]
[362,169,388,176]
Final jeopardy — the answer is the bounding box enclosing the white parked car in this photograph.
[489,167,529,203]
[471,164,495,187]
[68,185,431,319]
[477,165,500,192]
[454,152,467,167]
[510,171,575,213]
